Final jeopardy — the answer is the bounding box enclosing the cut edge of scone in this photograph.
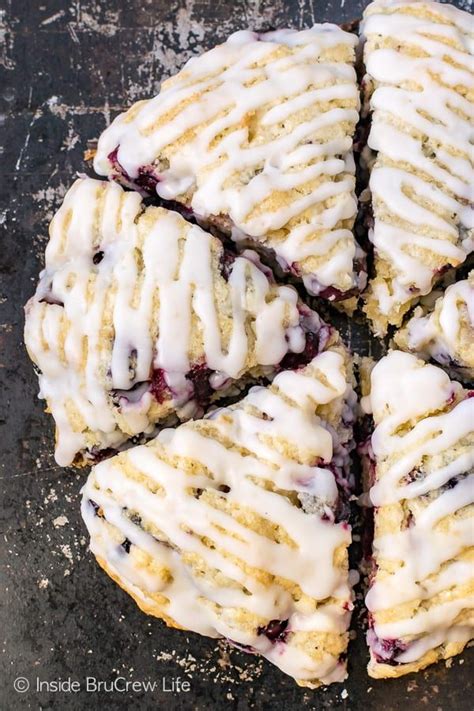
[93,26,367,306]
[359,0,474,336]
[24,177,343,468]
[360,349,474,679]
[81,345,357,688]
[394,271,474,382]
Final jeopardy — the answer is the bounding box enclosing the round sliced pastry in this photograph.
[93,26,366,305]
[81,348,356,688]
[360,0,474,335]
[361,350,474,678]
[24,178,337,467]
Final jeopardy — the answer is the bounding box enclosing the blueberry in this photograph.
[257,619,289,643]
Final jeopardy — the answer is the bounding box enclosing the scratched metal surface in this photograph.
[1,1,473,709]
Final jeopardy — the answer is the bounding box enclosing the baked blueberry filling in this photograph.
[314,284,359,302]
[434,264,450,278]
[367,628,408,665]
[134,166,161,193]
[219,250,236,281]
[186,363,214,405]
[93,251,104,265]
[257,619,289,643]
[104,318,334,462]
[84,446,118,465]
[108,147,130,181]
[108,147,168,202]
[121,538,132,554]
[279,329,326,372]
[150,368,171,404]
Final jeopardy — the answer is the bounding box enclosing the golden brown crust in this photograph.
[95,555,184,631]
[368,639,470,679]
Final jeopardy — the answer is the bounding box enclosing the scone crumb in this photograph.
[53,515,69,528]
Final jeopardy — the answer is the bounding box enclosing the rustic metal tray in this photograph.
[1,1,472,708]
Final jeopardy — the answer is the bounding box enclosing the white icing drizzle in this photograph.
[362,0,474,323]
[365,351,474,666]
[403,272,474,371]
[24,178,316,466]
[94,26,362,295]
[81,350,354,686]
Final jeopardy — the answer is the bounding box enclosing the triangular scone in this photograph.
[360,0,474,335]
[81,348,356,688]
[24,178,337,467]
[93,27,366,304]
[360,351,474,678]
[394,272,474,381]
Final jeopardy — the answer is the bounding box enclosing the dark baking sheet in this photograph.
[1,1,472,709]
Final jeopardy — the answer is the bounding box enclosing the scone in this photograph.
[81,348,356,687]
[24,178,336,467]
[360,0,474,335]
[360,350,474,678]
[395,272,474,381]
[93,27,366,304]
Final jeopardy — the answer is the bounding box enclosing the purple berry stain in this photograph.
[150,368,171,404]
